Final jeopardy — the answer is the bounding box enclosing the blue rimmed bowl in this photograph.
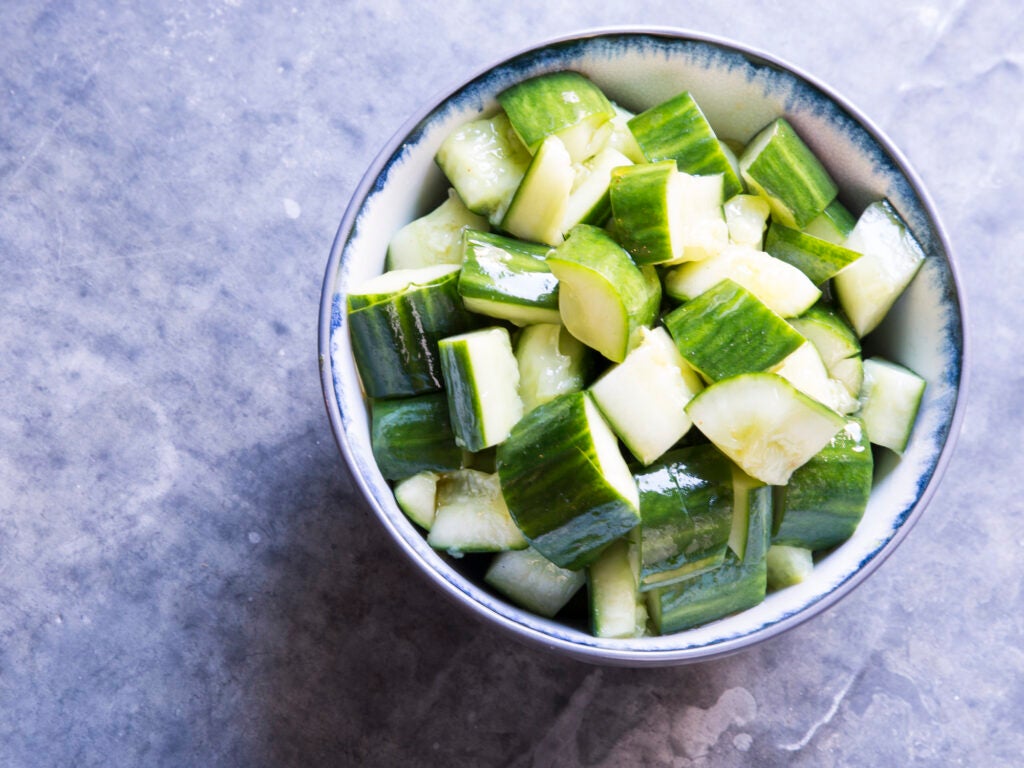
[318,28,967,665]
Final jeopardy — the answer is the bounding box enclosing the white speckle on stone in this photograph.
[225,0,242,8]
[283,198,301,219]
[733,733,753,751]
[54,614,63,625]
[248,531,261,544]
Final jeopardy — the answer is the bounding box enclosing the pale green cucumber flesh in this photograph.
[514,323,593,413]
[458,229,560,325]
[386,189,489,271]
[496,390,640,570]
[393,470,441,530]
[858,357,926,454]
[370,393,464,481]
[685,372,846,486]
[766,545,814,590]
[427,469,527,554]
[803,198,857,244]
[764,221,863,285]
[773,342,860,415]
[664,278,805,381]
[438,326,522,453]
[485,546,585,617]
[348,266,479,398]
[562,146,634,233]
[588,537,646,638]
[833,200,927,337]
[589,326,703,466]
[500,134,575,246]
[547,224,660,363]
[435,112,531,225]
[772,418,873,550]
[724,194,771,248]
[627,90,743,198]
[664,244,821,318]
[739,118,837,229]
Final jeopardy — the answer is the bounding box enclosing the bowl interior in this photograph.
[320,29,966,665]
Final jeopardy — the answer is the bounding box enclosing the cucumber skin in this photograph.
[347,271,479,398]
[634,445,734,590]
[627,91,743,199]
[664,278,805,381]
[608,160,679,265]
[496,391,640,570]
[459,229,560,324]
[764,222,863,285]
[772,418,873,551]
[370,393,464,481]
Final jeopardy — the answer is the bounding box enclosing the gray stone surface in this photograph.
[1,1,1020,766]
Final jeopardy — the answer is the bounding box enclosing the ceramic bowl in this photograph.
[318,28,967,665]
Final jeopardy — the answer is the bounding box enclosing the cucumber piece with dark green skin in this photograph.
[788,302,863,398]
[370,392,464,481]
[438,326,523,453]
[458,229,560,326]
[739,117,838,229]
[497,71,616,162]
[764,221,863,285]
[609,160,683,265]
[427,469,528,555]
[663,278,806,381]
[547,224,661,363]
[634,445,735,591]
[627,90,743,199]
[347,265,479,398]
[435,112,532,226]
[772,418,873,550]
[496,390,640,570]
[645,485,770,634]
[486,546,586,617]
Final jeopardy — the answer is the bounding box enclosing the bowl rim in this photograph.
[318,25,970,665]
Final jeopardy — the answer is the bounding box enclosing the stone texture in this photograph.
[1,1,1020,766]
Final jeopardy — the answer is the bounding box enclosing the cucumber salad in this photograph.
[347,71,927,637]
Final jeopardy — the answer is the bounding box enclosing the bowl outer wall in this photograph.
[317,27,969,666]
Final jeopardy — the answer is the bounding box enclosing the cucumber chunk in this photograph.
[589,326,704,465]
[773,341,860,415]
[588,535,647,638]
[739,117,838,229]
[664,244,821,318]
[458,229,560,326]
[686,372,846,486]
[627,90,744,199]
[634,445,735,591]
[435,112,531,226]
[724,194,771,248]
[605,103,647,163]
[547,224,661,363]
[438,326,523,453]
[764,221,863,285]
[772,418,873,550]
[501,134,575,246]
[386,189,489,270]
[497,71,616,163]
[804,198,857,245]
[485,546,586,617]
[393,470,441,530]
[370,393,464,481]
[728,467,771,561]
[347,265,478,398]
[858,357,926,454]
[514,323,593,413]
[663,278,806,381]
[788,303,863,398]
[427,469,528,555]
[766,545,814,590]
[833,200,926,337]
[562,146,634,234]
[496,391,640,570]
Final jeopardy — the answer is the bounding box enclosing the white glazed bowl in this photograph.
[319,28,968,665]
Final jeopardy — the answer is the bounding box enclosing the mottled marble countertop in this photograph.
[2,2,1020,766]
